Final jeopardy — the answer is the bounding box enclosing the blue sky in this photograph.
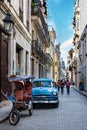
[47,0,74,65]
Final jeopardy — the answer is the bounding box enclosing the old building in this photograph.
[78,25,87,90]
[53,44,61,82]
[0,0,32,100]
[72,0,80,86]
[31,0,50,78]
[0,0,60,101]
[73,0,87,89]
[67,48,74,82]
[47,27,56,79]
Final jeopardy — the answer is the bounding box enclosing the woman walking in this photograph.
[65,79,71,95]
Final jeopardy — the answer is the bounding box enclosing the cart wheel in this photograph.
[9,109,20,125]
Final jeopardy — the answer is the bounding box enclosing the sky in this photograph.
[47,0,74,66]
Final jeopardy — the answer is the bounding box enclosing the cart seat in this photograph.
[24,81,32,100]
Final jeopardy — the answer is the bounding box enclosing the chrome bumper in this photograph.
[33,100,58,104]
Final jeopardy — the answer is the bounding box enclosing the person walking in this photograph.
[61,80,65,95]
[57,80,61,92]
[65,79,71,95]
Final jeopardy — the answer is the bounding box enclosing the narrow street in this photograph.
[0,87,87,130]
[0,1,87,129]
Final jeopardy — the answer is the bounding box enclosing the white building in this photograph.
[78,25,87,90]
[0,0,32,76]
[73,0,87,89]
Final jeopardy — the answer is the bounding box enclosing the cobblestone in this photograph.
[0,87,87,130]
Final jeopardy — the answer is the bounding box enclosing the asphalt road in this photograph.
[0,87,87,130]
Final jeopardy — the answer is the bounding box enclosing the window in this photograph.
[16,44,22,75]
[26,0,29,31]
[76,18,79,31]
[7,0,10,3]
[77,0,79,6]
[25,51,28,75]
[19,0,23,22]
[32,30,34,40]
[31,58,34,75]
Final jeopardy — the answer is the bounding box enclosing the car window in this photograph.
[42,81,51,87]
[33,82,42,87]
[33,81,56,88]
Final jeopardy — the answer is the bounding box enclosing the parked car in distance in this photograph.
[32,78,59,107]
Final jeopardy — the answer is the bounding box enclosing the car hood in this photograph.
[32,87,57,96]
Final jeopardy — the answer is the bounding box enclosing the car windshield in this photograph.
[33,81,56,88]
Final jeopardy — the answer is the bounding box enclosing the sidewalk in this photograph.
[0,100,12,123]
[72,85,87,97]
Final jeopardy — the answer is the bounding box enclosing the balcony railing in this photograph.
[46,53,53,66]
[32,40,38,55]
[32,40,43,58]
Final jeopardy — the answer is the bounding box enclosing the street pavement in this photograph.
[1,86,87,130]
[0,85,87,127]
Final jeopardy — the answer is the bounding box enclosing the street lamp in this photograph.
[3,14,14,33]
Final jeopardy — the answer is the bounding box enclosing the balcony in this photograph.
[31,40,52,65]
[31,4,50,47]
[72,58,77,69]
[32,40,39,56]
[42,53,48,64]
[46,53,53,66]
[75,6,80,14]
[32,40,44,58]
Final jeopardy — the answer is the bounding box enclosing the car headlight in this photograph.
[52,91,57,96]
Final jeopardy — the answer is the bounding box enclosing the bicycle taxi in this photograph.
[5,75,34,125]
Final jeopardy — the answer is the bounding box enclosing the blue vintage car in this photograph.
[32,78,59,107]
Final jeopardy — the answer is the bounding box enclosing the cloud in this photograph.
[60,37,73,66]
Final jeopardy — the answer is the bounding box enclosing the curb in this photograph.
[0,116,9,124]
[72,86,87,97]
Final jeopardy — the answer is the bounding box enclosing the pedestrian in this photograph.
[65,79,71,95]
[57,80,61,92]
[61,80,65,95]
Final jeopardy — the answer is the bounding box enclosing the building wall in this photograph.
[46,41,54,79]
[31,0,49,78]
[31,22,40,78]
[75,0,87,89]
[78,26,87,90]
[0,0,32,77]
[54,51,58,81]
[47,29,56,80]
[79,0,87,36]
[11,0,19,14]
